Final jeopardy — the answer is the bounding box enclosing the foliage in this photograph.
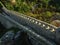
[0,0,60,23]
[42,0,51,9]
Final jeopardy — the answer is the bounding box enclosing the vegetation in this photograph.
[0,0,60,23]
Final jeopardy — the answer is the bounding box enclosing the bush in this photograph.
[45,11,52,18]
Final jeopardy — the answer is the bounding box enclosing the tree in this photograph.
[42,0,51,9]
